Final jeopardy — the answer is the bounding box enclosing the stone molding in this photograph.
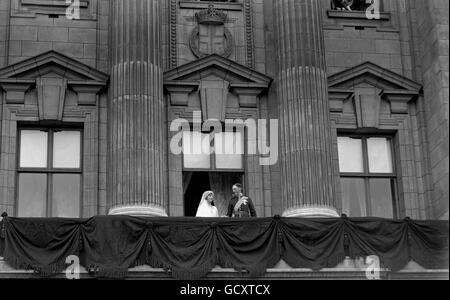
[283,206,340,218]
[109,205,168,217]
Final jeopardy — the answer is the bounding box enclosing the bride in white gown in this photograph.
[196,191,219,218]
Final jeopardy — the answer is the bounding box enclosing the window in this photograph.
[331,0,377,11]
[17,0,90,16]
[17,127,82,218]
[182,129,245,171]
[338,135,397,218]
[327,0,390,23]
[182,127,245,216]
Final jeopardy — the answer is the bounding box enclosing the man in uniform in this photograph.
[227,183,257,218]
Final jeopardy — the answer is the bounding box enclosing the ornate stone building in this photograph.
[0,0,448,279]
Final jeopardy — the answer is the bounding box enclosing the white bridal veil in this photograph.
[196,191,219,218]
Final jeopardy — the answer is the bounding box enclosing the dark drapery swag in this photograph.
[0,215,448,279]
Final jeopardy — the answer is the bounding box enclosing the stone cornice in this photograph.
[0,50,109,83]
[328,62,422,92]
[164,54,273,87]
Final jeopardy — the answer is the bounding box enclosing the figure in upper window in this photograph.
[331,0,374,11]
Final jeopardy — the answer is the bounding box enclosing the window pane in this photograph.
[52,174,80,218]
[17,173,47,217]
[215,132,244,169]
[367,138,393,173]
[341,178,367,217]
[338,137,364,173]
[20,130,48,168]
[370,179,394,219]
[183,132,211,169]
[53,131,81,169]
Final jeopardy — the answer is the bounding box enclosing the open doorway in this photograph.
[183,172,243,217]
[184,172,211,217]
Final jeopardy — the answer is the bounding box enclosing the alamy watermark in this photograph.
[365,255,381,280]
[65,255,80,280]
[66,0,80,20]
[63,254,381,280]
[170,111,279,166]
[366,0,381,20]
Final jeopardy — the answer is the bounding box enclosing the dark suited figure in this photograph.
[227,184,257,218]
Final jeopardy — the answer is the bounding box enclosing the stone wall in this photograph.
[0,0,447,220]
[409,0,449,220]
[1,0,110,73]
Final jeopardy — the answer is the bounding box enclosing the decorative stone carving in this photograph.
[70,83,104,106]
[165,82,199,107]
[244,0,254,68]
[189,5,234,58]
[0,80,33,104]
[230,84,266,109]
[353,88,381,128]
[381,90,419,115]
[36,77,67,121]
[328,62,423,126]
[169,0,178,69]
[200,80,229,121]
[195,4,228,24]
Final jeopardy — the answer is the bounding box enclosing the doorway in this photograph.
[183,172,244,217]
[184,172,211,217]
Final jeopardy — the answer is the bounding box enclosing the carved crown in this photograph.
[195,5,227,25]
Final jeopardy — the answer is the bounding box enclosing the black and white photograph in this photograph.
[0,0,448,291]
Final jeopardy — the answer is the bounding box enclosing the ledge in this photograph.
[0,258,447,280]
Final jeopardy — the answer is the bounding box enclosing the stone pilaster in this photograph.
[274,0,338,218]
[0,0,10,68]
[108,0,168,217]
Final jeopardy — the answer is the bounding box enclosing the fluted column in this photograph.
[108,0,168,217]
[274,0,338,218]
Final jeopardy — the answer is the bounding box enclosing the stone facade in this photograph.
[0,0,448,221]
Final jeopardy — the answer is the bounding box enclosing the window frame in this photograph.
[15,125,84,218]
[338,133,399,218]
[181,125,247,173]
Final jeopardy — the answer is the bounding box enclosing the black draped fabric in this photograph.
[79,216,149,278]
[147,218,220,279]
[0,216,448,279]
[0,217,81,276]
[279,218,347,271]
[216,218,280,277]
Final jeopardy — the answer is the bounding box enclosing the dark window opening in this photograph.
[331,0,379,11]
[183,171,243,217]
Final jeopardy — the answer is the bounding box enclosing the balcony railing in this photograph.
[0,213,448,279]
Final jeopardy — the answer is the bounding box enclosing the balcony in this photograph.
[0,213,448,280]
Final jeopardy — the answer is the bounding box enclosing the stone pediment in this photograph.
[164,54,273,87]
[328,62,423,119]
[0,50,109,83]
[164,55,273,120]
[328,61,422,91]
[0,51,109,120]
